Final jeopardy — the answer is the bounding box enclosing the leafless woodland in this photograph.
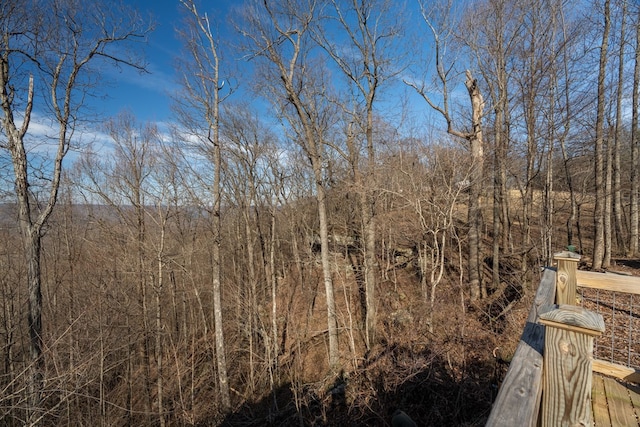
[1,0,640,425]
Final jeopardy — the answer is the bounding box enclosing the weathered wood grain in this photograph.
[593,359,640,383]
[486,268,556,427]
[592,374,612,427]
[539,304,605,336]
[603,377,637,426]
[576,270,640,295]
[627,381,640,420]
[539,305,604,427]
[555,251,581,305]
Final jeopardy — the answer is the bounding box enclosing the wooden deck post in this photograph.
[554,251,581,305]
[539,304,605,427]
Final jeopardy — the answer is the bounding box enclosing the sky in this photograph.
[93,0,426,132]
[98,0,237,126]
[16,0,437,160]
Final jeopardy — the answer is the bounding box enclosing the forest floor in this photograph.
[217,252,640,426]
[220,265,535,425]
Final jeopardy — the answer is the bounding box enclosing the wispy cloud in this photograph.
[105,60,179,95]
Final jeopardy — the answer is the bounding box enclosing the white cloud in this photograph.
[105,59,179,95]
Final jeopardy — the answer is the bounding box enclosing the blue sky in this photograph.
[96,0,424,128]
[98,0,236,124]
[83,0,442,144]
[12,0,450,161]
[13,1,241,167]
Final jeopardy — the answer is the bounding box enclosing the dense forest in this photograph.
[1,0,639,425]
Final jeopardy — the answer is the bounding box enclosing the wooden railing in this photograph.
[486,251,640,426]
[576,269,640,383]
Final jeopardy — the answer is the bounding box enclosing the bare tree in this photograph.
[0,1,149,422]
[76,111,159,421]
[630,4,640,256]
[462,0,521,287]
[556,2,590,254]
[147,147,186,427]
[313,0,404,350]
[221,103,279,394]
[407,1,486,301]
[173,0,232,409]
[593,0,611,270]
[391,143,469,332]
[238,0,341,370]
[611,0,628,256]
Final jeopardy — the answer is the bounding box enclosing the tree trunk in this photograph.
[593,0,610,270]
[313,157,340,370]
[604,128,613,268]
[98,287,105,427]
[2,276,17,427]
[173,1,230,408]
[0,3,147,422]
[244,204,257,393]
[630,6,640,257]
[465,71,485,301]
[543,132,554,266]
[243,1,339,371]
[558,1,576,251]
[2,69,43,424]
[363,105,378,350]
[24,230,44,426]
[613,0,628,255]
[493,101,507,289]
[135,189,153,420]
[522,48,537,273]
[212,135,231,410]
[362,168,377,349]
[5,77,45,425]
[155,227,166,427]
[269,211,279,387]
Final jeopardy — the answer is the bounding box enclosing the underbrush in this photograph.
[218,269,535,426]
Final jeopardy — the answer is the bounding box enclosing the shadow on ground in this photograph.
[218,343,496,426]
[613,258,640,271]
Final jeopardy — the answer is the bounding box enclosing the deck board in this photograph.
[604,377,636,426]
[593,374,640,426]
[488,268,640,426]
[592,375,611,427]
[629,382,640,421]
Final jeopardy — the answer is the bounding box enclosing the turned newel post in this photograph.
[539,305,605,427]
[554,251,581,305]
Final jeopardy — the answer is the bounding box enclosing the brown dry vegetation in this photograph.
[0,181,552,426]
[3,164,639,426]
[4,0,640,424]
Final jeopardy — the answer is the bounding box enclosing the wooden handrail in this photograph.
[575,269,640,381]
[488,252,640,425]
[486,268,556,427]
[576,270,640,295]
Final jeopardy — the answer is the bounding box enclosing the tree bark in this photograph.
[1,68,45,424]
[593,0,610,270]
[211,133,230,408]
[605,127,613,268]
[407,29,487,300]
[613,0,628,255]
[313,0,403,350]
[1,3,148,422]
[465,70,486,301]
[363,110,377,350]
[176,1,231,408]
[630,6,640,257]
